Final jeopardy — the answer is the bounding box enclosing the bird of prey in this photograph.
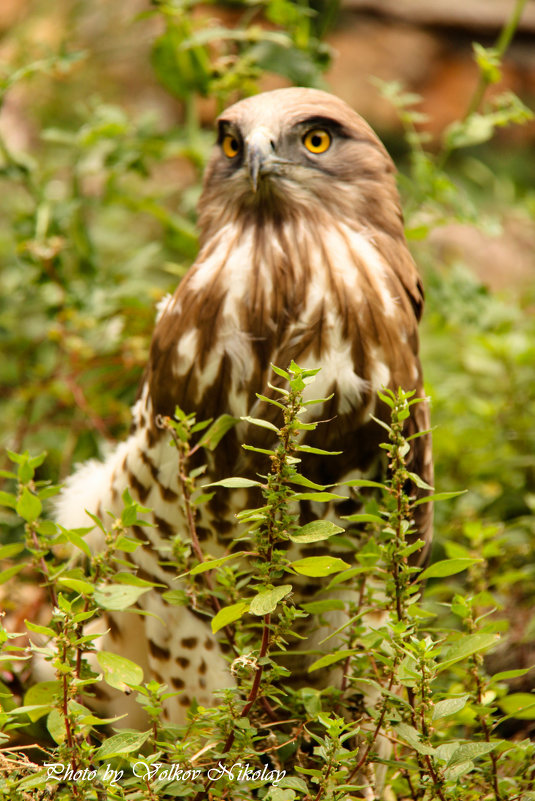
[56,87,433,729]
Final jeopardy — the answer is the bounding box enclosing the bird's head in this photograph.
[199,87,404,239]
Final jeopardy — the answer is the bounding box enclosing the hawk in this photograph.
[56,87,433,727]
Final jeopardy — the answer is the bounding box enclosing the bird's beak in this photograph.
[246,127,276,193]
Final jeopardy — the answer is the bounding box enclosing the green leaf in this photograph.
[340,479,385,489]
[490,668,534,683]
[447,741,500,767]
[47,708,67,744]
[0,543,24,560]
[406,471,434,491]
[113,572,162,588]
[0,564,25,584]
[291,492,345,502]
[270,364,290,380]
[278,777,308,793]
[206,477,262,489]
[420,558,483,581]
[439,632,500,671]
[0,491,17,509]
[199,414,239,450]
[23,681,60,721]
[288,475,328,491]
[57,578,95,595]
[497,693,535,719]
[94,583,151,611]
[296,444,342,456]
[308,649,356,672]
[211,601,249,633]
[268,790,295,801]
[241,416,279,432]
[249,585,292,616]
[301,599,346,615]
[97,651,144,692]
[162,590,188,606]
[414,490,467,506]
[115,535,141,553]
[289,520,343,543]
[16,488,42,522]
[432,695,470,720]
[25,620,55,637]
[341,513,384,524]
[394,722,436,756]
[94,730,150,761]
[190,552,246,575]
[289,556,350,577]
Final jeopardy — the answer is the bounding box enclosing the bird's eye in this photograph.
[303,128,331,154]
[222,134,241,159]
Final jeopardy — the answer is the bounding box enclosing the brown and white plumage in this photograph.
[56,87,432,726]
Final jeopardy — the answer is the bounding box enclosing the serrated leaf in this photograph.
[249,585,292,616]
[432,695,470,720]
[289,520,343,543]
[308,649,356,672]
[16,488,42,522]
[97,651,144,692]
[94,583,151,611]
[211,601,249,633]
[206,477,262,489]
[190,552,246,575]
[198,414,239,450]
[94,730,150,760]
[289,556,350,577]
[420,558,483,581]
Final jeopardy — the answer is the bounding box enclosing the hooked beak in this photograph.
[246,127,276,193]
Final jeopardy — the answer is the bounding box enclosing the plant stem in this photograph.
[464,0,526,120]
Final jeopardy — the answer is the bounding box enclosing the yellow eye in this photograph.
[222,133,241,159]
[303,128,331,154]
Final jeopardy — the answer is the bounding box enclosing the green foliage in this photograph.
[1,0,535,799]
[2,370,535,799]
